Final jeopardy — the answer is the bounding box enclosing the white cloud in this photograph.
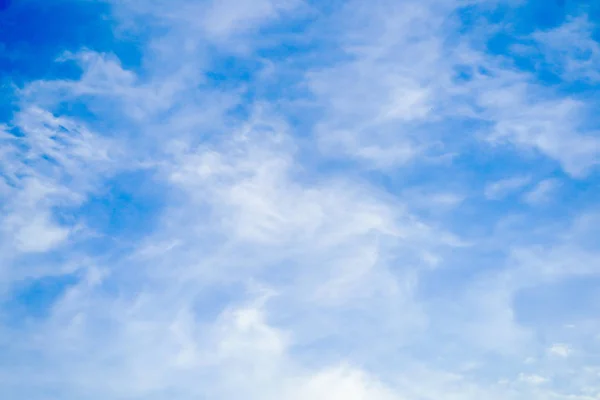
[285,366,399,400]
[3,1,600,400]
[0,103,117,283]
[306,1,449,167]
[109,0,303,55]
[1,50,455,400]
[485,176,531,200]
[522,179,561,205]
[12,212,70,253]
[548,344,571,358]
[303,1,600,176]
[532,15,600,82]
[518,373,548,385]
[202,0,301,39]
[484,94,600,177]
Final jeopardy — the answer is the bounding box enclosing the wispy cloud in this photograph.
[1,0,600,399]
[548,343,571,358]
[485,176,532,200]
[531,15,600,82]
[522,178,561,205]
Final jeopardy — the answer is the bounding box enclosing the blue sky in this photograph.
[1,0,600,398]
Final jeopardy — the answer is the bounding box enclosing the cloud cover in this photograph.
[1,0,600,399]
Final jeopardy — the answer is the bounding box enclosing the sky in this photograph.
[1,0,600,399]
